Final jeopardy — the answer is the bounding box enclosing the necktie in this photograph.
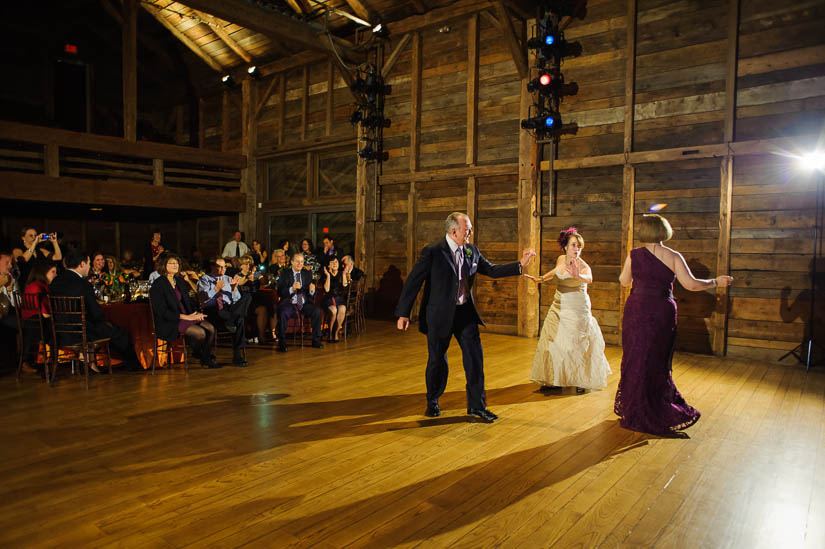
[216,278,224,310]
[235,242,240,256]
[295,272,304,310]
[456,247,465,304]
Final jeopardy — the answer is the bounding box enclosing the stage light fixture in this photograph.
[221,74,236,88]
[521,111,562,131]
[358,146,389,161]
[247,66,261,79]
[349,110,363,125]
[362,115,391,129]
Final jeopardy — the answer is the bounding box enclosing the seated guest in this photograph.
[197,257,251,366]
[276,252,323,352]
[276,239,291,264]
[143,231,164,279]
[0,252,21,361]
[20,262,57,373]
[236,255,274,344]
[322,258,349,342]
[341,255,365,282]
[178,260,201,296]
[150,254,220,369]
[222,230,249,259]
[120,249,141,273]
[268,249,288,280]
[299,238,321,280]
[50,250,138,371]
[88,252,106,284]
[318,235,340,268]
[108,255,140,279]
[250,240,267,266]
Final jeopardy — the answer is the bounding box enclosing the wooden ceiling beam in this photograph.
[284,0,308,15]
[177,0,364,63]
[191,9,253,63]
[142,3,224,72]
[343,0,375,22]
[381,33,411,78]
[390,0,495,35]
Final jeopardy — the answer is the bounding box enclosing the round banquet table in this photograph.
[101,301,182,369]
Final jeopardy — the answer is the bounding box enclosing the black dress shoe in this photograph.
[233,357,248,367]
[425,404,441,417]
[467,408,497,422]
[277,345,288,353]
[311,342,324,349]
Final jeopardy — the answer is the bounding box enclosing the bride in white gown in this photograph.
[524,227,611,393]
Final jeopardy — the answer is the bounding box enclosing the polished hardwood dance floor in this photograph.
[1,321,824,548]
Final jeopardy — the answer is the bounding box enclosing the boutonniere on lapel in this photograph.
[464,247,473,260]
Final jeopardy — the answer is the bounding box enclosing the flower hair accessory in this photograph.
[557,226,579,250]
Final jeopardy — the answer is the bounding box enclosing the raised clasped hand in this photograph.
[568,258,580,279]
[523,274,542,284]
[520,249,537,267]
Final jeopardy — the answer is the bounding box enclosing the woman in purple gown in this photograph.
[615,214,733,435]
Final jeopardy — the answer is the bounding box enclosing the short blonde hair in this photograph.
[637,214,673,243]
[238,254,254,266]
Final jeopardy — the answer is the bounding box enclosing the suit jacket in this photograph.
[277,268,315,306]
[49,269,105,341]
[150,275,196,342]
[395,238,521,337]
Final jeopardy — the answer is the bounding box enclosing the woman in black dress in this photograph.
[150,253,219,368]
[322,257,349,342]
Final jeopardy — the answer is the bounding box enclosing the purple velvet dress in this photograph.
[614,247,701,435]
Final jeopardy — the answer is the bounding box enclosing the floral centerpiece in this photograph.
[98,272,129,302]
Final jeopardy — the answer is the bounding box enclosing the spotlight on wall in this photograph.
[799,151,825,171]
[247,66,261,79]
[221,74,236,88]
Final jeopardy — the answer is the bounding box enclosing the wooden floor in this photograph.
[1,321,824,548]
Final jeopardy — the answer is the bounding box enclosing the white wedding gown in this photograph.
[530,272,612,390]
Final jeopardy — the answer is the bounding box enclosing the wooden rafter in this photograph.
[142,3,224,72]
[191,9,252,63]
[494,2,527,79]
[343,0,374,22]
[254,75,279,121]
[177,0,363,63]
[284,0,308,15]
[381,33,412,78]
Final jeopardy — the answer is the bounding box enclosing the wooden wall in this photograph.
[187,1,825,361]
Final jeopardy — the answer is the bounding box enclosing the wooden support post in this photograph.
[221,90,230,152]
[517,18,540,337]
[301,65,309,141]
[619,0,637,334]
[153,158,164,186]
[326,59,334,137]
[278,73,286,146]
[713,0,741,357]
[44,144,59,177]
[410,32,422,173]
[406,180,418,278]
[466,14,479,166]
[467,175,478,233]
[241,78,258,242]
[306,151,315,199]
[122,0,137,142]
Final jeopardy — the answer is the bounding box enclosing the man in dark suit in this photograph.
[276,252,323,352]
[50,250,138,370]
[396,212,535,422]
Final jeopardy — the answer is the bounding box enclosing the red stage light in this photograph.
[539,73,551,86]
[64,44,78,54]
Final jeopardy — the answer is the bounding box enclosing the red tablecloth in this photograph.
[102,302,181,369]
